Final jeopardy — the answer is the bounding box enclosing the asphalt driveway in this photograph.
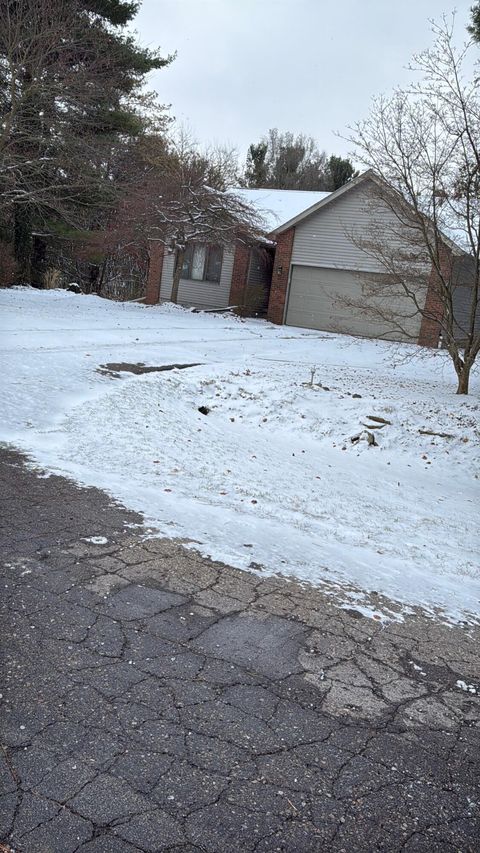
[1,448,479,852]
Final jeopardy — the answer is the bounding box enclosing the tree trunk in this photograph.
[14,204,33,283]
[30,235,47,287]
[456,364,471,395]
[97,258,108,295]
[171,248,184,304]
[89,263,100,294]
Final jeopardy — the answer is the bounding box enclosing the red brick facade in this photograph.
[418,249,451,347]
[267,227,295,324]
[228,241,250,310]
[145,241,165,305]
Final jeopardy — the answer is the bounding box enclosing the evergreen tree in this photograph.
[468,2,480,41]
[325,155,358,191]
[0,0,172,278]
[245,142,268,188]
[243,129,356,192]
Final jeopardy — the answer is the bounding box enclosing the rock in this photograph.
[351,430,377,447]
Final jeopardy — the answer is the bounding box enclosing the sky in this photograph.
[133,0,474,166]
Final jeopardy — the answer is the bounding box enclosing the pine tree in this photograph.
[77,0,171,137]
[0,0,172,278]
[245,142,268,188]
[243,129,356,192]
[468,2,480,41]
[325,155,358,191]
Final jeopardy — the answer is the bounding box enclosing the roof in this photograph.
[232,188,331,234]
[235,174,466,257]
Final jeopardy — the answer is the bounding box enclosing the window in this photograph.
[181,244,223,283]
[191,245,206,280]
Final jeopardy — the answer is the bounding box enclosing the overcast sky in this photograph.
[133,0,474,165]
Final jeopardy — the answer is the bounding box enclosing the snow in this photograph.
[233,187,330,233]
[1,287,479,624]
[455,680,477,694]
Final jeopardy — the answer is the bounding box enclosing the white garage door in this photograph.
[285,265,422,340]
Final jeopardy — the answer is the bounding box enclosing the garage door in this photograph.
[285,265,425,340]
[286,265,377,336]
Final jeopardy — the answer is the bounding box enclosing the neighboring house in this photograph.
[145,172,475,347]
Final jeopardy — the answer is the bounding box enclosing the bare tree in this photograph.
[138,130,265,303]
[348,18,480,394]
[1,1,87,218]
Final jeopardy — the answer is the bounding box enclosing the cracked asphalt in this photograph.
[1,448,479,852]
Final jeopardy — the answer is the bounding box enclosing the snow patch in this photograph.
[455,680,477,694]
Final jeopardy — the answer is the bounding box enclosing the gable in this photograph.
[291,179,427,275]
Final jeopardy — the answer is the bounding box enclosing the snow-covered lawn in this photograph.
[1,288,479,624]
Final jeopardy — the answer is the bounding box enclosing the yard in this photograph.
[1,287,478,624]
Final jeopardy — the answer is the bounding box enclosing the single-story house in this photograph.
[144,188,329,317]
[145,171,475,347]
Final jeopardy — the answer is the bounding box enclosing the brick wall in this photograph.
[418,249,451,347]
[267,227,295,324]
[228,241,250,310]
[145,241,165,305]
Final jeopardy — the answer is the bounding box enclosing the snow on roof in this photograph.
[233,187,331,233]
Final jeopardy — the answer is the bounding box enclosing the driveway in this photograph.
[1,448,479,852]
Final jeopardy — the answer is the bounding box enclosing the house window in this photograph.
[181,244,223,283]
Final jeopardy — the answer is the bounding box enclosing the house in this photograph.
[450,254,480,346]
[145,171,474,347]
[265,171,449,346]
[144,189,328,315]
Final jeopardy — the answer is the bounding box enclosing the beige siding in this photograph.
[286,179,431,341]
[286,266,424,341]
[291,180,410,273]
[159,247,235,309]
